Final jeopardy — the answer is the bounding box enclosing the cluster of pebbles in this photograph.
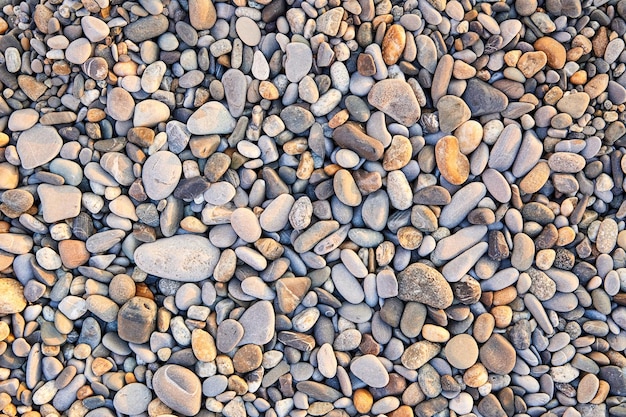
[2,0,626,416]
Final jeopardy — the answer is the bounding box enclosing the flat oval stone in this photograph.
[435,135,469,185]
[230,207,262,243]
[350,355,390,388]
[236,16,261,46]
[113,383,151,415]
[106,87,135,121]
[237,300,275,346]
[142,151,182,200]
[445,334,479,370]
[134,235,220,281]
[479,334,516,375]
[152,365,201,416]
[17,125,63,169]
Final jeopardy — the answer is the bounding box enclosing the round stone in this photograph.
[479,334,516,375]
[445,334,479,370]
[113,383,151,415]
[152,365,202,416]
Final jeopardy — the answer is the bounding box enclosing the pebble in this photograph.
[397,263,453,309]
[152,364,202,416]
[368,79,421,126]
[16,125,63,169]
[134,235,220,281]
[0,278,27,314]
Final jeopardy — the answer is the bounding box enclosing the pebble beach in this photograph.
[0,0,626,416]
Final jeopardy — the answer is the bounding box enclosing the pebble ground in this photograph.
[0,0,625,417]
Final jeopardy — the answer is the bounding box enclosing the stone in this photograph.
[435,135,470,185]
[0,278,27,315]
[81,16,109,42]
[134,235,220,281]
[188,102,236,135]
[401,341,441,370]
[316,7,344,36]
[445,334,479,370]
[17,125,63,169]
[134,99,170,127]
[106,87,135,121]
[233,344,263,373]
[437,95,471,133]
[152,365,202,416]
[462,78,508,116]
[368,79,420,126]
[333,122,384,161]
[397,263,453,309]
[556,92,590,119]
[237,300,275,346]
[285,43,312,83]
[534,37,566,69]
[351,355,390,388]
[117,297,157,344]
[113,383,151,415]
[382,24,406,65]
[142,151,182,200]
[124,15,169,43]
[479,334,516,375]
[38,184,82,223]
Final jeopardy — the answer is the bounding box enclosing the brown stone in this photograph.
[128,127,155,147]
[233,344,262,373]
[353,389,373,413]
[333,122,384,161]
[58,240,90,269]
[534,37,567,69]
[192,329,216,362]
[479,334,516,375]
[435,135,470,185]
[382,24,406,65]
[357,53,377,76]
[517,51,547,78]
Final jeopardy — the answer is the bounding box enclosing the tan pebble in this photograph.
[534,37,567,69]
[463,363,488,388]
[91,357,113,376]
[556,227,576,246]
[491,305,513,328]
[76,385,94,400]
[389,405,414,417]
[473,312,495,343]
[492,287,517,306]
[180,216,208,233]
[544,86,564,105]
[233,344,262,373]
[259,81,279,100]
[577,373,599,403]
[382,24,406,65]
[135,283,154,300]
[519,161,550,194]
[397,226,423,250]
[421,324,450,343]
[58,240,90,269]
[328,109,350,129]
[383,135,412,171]
[354,388,373,413]
[504,50,522,66]
[570,70,587,85]
[566,46,584,61]
[535,249,556,270]
[517,51,547,78]
[455,120,483,154]
[435,135,469,185]
[452,60,476,79]
[191,328,216,362]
